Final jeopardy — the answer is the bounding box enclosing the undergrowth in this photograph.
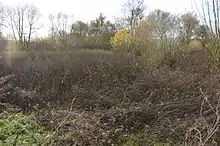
[0,113,53,145]
[0,49,219,145]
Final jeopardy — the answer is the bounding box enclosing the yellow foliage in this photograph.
[110,25,153,54]
[110,29,134,51]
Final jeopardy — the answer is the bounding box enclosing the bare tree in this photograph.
[0,3,4,38]
[5,4,41,50]
[196,0,220,36]
[180,12,199,44]
[147,9,181,56]
[194,0,220,66]
[49,12,73,48]
[26,5,40,49]
[116,0,146,33]
[147,10,180,41]
[114,0,146,52]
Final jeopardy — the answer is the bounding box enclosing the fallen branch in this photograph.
[185,88,220,146]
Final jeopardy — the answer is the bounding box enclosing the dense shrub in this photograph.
[0,49,218,145]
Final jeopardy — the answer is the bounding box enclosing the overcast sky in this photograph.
[1,0,195,36]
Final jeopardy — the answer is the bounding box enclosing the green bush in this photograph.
[0,113,53,145]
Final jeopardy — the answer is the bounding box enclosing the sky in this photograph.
[1,0,195,36]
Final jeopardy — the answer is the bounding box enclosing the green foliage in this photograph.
[189,40,203,50]
[0,113,53,145]
[82,35,112,50]
[71,21,88,37]
[206,38,220,67]
[89,13,116,36]
[31,37,58,51]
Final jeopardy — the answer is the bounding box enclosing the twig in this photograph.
[53,97,75,135]
[185,89,220,146]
